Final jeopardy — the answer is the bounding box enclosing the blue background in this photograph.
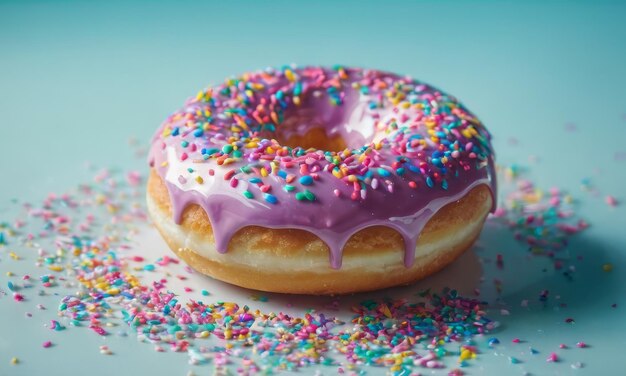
[1,1,625,375]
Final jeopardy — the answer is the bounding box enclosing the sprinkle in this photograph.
[298,175,314,185]
[603,263,613,272]
[605,195,618,206]
[10,357,18,365]
[264,193,278,204]
[546,352,559,362]
[42,341,53,348]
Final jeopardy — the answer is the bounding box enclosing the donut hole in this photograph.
[279,127,348,151]
[268,89,376,152]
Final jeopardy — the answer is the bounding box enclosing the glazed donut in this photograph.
[147,66,496,294]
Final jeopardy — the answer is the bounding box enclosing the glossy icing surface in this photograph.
[148,66,496,268]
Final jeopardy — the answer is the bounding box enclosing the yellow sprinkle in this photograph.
[285,69,296,82]
[380,304,392,318]
[106,288,120,296]
[260,168,268,177]
[9,252,19,260]
[199,331,210,338]
[603,263,613,272]
[10,357,18,365]
[195,176,204,184]
[6,271,13,277]
[293,96,301,106]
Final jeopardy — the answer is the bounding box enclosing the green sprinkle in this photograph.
[243,190,253,199]
[303,189,316,201]
[284,184,295,192]
[222,144,233,154]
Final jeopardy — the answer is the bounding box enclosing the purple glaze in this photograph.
[148,66,497,269]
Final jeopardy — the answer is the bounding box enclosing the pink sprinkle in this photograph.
[42,341,52,348]
[89,325,108,336]
[224,169,236,180]
[180,152,188,161]
[576,342,587,348]
[126,171,142,186]
[13,293,25,302]
[605,195,618,207]
[547,352,558,362]
[184,287,193,293]
[559,344,568,349]
[512,338,521,343]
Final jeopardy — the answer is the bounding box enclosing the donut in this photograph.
[147,65,496,294]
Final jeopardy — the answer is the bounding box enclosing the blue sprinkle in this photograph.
[264,193,278,204]
[294,82,302,96]
[249,178,262,184]
[193,128,204,137]
[143,264,155,272]
[299,175,314,185]
[426,176,434,188]
[396,167,405,176]
[276,90,284,100]
[406,163,420,173]
[171,127,180,136]
[277,170,287,179]
[201,289,210,296]
[7,281,15,291]
[442,180,448,190]
[377,168,391,177]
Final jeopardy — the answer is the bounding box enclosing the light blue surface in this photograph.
[1,1,625,375]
